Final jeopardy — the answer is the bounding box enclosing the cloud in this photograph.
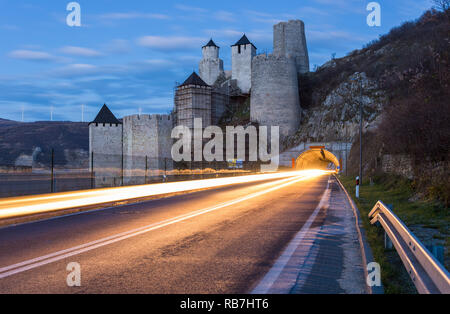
[8,50,59,62]
[60,46,103,57]
[51,64,101,77]
[142,59,174,66]
[174,4,208,13]
[99,12,170,20]
[103,39,132,54]
[203,29,272,43]
[296,6,330,16]
[311,0,363,13]
[307,29,369,42]
[245,10,295,25]
[214,11,236,22]
[137,36,205,50]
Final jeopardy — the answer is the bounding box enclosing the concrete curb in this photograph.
[334,174,384,294]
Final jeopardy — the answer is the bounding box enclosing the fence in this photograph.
[0,149,261,198]
[369,201,450,294]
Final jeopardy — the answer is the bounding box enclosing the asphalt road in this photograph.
[0,174,331,294]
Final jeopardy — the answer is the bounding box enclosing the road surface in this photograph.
[0,173,366,294]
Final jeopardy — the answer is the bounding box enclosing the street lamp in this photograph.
[351,74,363,185]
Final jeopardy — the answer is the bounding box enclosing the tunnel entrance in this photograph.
[295,146,340,171]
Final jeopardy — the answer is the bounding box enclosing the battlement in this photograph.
[90,122,122,127]
[123,114,171,122]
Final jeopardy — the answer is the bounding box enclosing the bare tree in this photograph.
[432,0,450,11]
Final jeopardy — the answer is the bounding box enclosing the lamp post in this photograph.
[351,74,363,185]
[359,80,363,185]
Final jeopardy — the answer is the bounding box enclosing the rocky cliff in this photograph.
[289,8,449,205]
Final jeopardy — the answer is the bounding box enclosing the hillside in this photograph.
[0,120,89,168]
[288,9,449,206]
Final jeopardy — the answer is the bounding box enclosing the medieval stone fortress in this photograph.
[90,20,312,187]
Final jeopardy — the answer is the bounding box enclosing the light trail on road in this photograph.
[0,170,333,220]
[0,173,326,279]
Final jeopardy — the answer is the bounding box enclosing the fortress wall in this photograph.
[123,114,172,184]
[157,115,174,171]
[89,123,123,187]
[231,44,256,94]
[273,20,310,74]
[250,54,301,138]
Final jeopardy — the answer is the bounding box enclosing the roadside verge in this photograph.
[334,174,384,294]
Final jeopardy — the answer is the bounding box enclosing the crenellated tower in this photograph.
[89,104,123,187]
[231,34,256,94]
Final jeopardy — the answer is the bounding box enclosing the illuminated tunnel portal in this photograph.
[295,147,340,171]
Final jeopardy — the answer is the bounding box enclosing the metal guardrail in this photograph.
[369,201,450,294]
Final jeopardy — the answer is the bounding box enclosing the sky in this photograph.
[0,0,434,122]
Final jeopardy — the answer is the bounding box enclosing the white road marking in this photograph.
[0,174,318,279]
[251,178,331,294]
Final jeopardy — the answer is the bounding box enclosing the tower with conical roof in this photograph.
[89,104,123,187]
[199,39,224,86]
[231,34,256,94]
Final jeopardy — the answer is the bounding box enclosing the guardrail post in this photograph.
[426,245,445,265]
[384,232,393,249]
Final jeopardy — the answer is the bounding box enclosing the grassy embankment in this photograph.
[339,174,449,294]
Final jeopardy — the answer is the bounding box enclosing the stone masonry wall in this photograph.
[232,44,256,94]
[273,20,310,74]
[199,46,224,86]
[251,54,301,138]
[89,123,123,187]
[122,114,175,185]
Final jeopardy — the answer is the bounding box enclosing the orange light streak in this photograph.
[0,170,333,220]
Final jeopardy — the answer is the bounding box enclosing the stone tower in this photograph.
[199,39,224,86]
[250,55,301,138]
[89,104,123,187]
[231,34,256,94]
[251,20,309,139]
[273,20,310,74]
[175,72,212,129]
